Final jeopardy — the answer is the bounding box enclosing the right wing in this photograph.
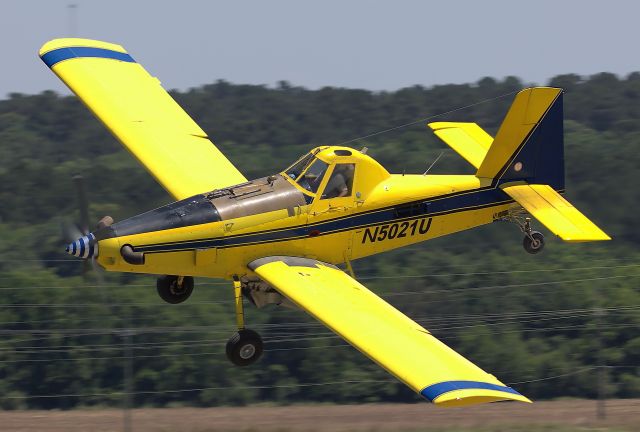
[249,256,531,407]
[39,38,247,200]
[502,183,611,241]
[428,122,493,169]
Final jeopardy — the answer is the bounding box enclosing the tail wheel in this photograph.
[523,231,545,254]
[156,275,194,304]
[226,329,263,366]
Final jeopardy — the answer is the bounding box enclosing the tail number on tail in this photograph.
[362,217,432,244]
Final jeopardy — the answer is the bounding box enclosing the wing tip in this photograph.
[39,38,127,57]
[39,39,134,69]
[421,381,531,407]
[433,393,533,407]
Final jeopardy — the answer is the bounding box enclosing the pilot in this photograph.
[324,164,354,198]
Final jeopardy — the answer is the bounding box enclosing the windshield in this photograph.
[285,152,316,181]
[297,159,329,193]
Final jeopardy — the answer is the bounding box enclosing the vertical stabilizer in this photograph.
[477,87,564,190]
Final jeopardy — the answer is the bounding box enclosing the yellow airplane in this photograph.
[41,38,610,407]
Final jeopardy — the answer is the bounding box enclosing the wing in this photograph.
[428,122,493,169]
[249,256,531,407]
[502,184,610,242]
[39,38,247,200]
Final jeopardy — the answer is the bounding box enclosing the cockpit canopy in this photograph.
[284,149,357,199]
[283,146,388,201]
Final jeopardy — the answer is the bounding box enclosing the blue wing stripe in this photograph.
[421,380,522,402]
[41,47,135,68]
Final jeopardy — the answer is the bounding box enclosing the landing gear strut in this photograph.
[156,275,194,304]
[226,277,263,366]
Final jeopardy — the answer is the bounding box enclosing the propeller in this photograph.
[60,175,112,281]
[62,176,133,421]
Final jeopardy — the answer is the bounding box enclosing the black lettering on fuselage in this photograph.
[361,217,432,244]
[362,226,379,243]
[419,217,432,234]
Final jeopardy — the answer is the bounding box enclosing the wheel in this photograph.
[226,329,263,366]
[156,275,194,304]
[523,231,545,254]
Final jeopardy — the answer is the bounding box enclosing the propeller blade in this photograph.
[60,220,83,243]
[73,175,90,235]
[83,259,92,275]
[62,176,108,285]
[90,256,105,285]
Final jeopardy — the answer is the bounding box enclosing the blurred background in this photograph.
[1,1,639,431]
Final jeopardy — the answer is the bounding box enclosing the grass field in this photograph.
[1,399,638,432]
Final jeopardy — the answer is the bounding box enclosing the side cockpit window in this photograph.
[322,163,355,199]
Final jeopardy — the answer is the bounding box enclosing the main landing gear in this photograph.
[157,275,194,304]
[226,277,263,366]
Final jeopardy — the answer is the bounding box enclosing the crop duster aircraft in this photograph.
[41,38,610,407]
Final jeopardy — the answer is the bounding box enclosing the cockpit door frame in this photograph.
[304,163,357,262]
[308,163,357,216]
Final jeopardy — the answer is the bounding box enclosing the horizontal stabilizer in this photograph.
[428,122,493,169]
[502,184,611,242]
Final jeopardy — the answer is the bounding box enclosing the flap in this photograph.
[428,122,493,169]
[501,184,611,241]
[40,38,247,200]
[249,256,531,406]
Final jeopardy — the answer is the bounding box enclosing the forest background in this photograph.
[0,72,638,408]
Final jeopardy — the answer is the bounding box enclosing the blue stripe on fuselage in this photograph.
[133,186,511,253]
[41,47,135,68]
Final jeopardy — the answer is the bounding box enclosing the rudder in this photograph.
[476,87,564,190]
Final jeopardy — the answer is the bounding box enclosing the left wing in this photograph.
[249,256,531,406]
[39,38,247,200]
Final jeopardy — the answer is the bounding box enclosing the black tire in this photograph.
[156,275,194,304]
[523,231,545,254]
[226,329,263,366]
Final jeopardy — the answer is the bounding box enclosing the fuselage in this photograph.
[92,146,515,279]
